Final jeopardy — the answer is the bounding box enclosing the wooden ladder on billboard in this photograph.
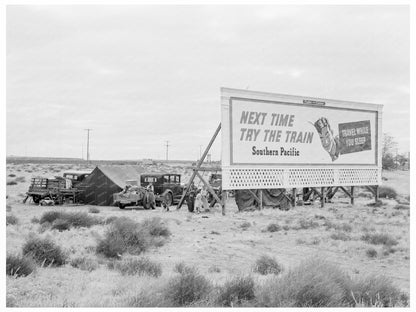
[176,123,226,215]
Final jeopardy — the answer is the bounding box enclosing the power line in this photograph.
[84,129,92,163]
[165,140,170,161]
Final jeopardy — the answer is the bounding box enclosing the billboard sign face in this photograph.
[221,88,383,190]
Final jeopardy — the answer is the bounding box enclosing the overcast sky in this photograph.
[6,5,409,160]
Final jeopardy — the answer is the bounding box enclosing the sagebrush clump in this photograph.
[111,256,162,277]
[253,255,283,275]
[96,217,171,258]
[39,210,100,231]
[378,186,397,199]
[6,215,18,226]
[6,254,36,277]
[164,266,212,306]
[22,237,67,266]
[361,232,398,246]
[216,275,255,307]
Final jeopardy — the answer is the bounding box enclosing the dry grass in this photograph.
[216,275,255,307]
[361,232,398,246]
[110,256,162,277]
[6,215,19,225]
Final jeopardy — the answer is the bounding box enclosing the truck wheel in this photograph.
[32,196,40,204]
[118,203,125,209]
[164,192,173,207]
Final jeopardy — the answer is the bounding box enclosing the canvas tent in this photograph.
[78,165,145,206]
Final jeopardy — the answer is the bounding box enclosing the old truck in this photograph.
[113,173,184,209]
[24,170,91,205]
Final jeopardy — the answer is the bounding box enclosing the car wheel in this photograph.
[164,192,173,207]
[118,203,125,209]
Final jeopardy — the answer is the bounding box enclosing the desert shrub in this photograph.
[330,232,351,241]
[378,186,397,199]
[6,254,36,277]
[297,218,319,230]
[15,176,26,183]
[240,222,251,230]
[141,217,171,237]
[6,215,18,225]
[51,218,71,231]
[255,258,354,307]
[366,200,385,207]
[282,225,290,231]
[31,216,40,224]
[63,211,100,228]
[174,262,196,274]
[208,265,221,273]
[266,223,281,232]
[70,256,98,272]
[40,210,100,230]
[7,181,17,185]
[164,267,212,306]
[382,246,397,256]
[351,275,406,307]
[96,217,170,258]
[105,216,119,224]
[216,276,255,307]
[22,237,67,266]
[112,257,162,277]
[39,210,63,224]
[8,174,16,177]
[393,204,409,210]
[366,248,378,258]
[253,255,283,275]
[361,233,398,246]
[88,207,100,214]
[325,221,353,232]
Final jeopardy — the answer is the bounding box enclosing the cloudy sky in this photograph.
[6,5,409,160]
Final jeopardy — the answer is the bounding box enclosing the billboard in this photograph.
[221,88,383,190]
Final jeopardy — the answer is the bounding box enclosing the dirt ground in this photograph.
[5,163,410,307]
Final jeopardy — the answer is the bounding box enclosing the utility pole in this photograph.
[82,144,84,160]
[165,141,170,161]
[84,129,92,163]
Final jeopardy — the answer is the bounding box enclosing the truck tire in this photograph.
[32,195,40,204]
[164,192,173,207]
[118,203,126,209]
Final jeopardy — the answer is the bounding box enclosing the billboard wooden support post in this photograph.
[176,123,222,211]
[365,185,380,203]
[292,188,297,207]
[321,187,325,208]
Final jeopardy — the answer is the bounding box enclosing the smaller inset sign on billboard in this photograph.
[338,120,372,155]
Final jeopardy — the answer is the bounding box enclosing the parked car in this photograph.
[140,173,184,207]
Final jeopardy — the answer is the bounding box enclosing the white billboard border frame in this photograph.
[221,87,383,191]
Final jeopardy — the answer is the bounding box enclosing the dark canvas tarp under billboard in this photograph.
[78,165,145,206]
[234,189,290,211]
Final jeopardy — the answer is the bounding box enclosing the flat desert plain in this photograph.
[5,163,410,307]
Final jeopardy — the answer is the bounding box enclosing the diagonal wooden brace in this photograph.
[195,171,222,205]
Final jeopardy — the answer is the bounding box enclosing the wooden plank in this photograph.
[195,171,222,206]
[350,186,354,205]
[292,188,296,207]
[221,190,227,216]
[259,190,263,210]
[247,189,261,207]
[176,123,221,209]
[321,187,325,208]
[339,186,353,199]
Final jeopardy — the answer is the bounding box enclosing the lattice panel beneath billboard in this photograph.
[222,168,380,190]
